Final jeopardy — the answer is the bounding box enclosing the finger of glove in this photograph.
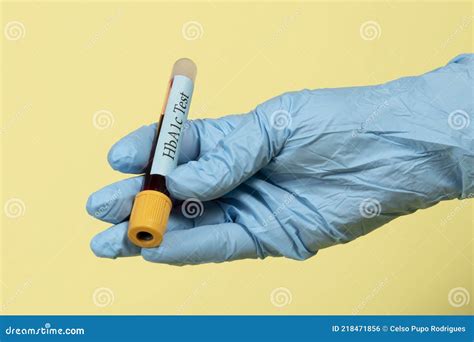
[90,221,141,258]
[86,176,143,224]
[90,202,227,259]
[141,223,258,265]
[86,176,227,225]
[167,111,274,201]
[107,124,156,174]
[107,116,243,174]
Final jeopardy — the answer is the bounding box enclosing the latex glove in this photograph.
[87,54,473,265]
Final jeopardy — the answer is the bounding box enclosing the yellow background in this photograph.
[1,1,473,315]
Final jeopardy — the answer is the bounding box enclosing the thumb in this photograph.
[167,111,279,201]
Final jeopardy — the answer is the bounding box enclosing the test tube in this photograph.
[128,58,197,248]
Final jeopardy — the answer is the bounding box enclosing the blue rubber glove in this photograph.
[87,54,473,265]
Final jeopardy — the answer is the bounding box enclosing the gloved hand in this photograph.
[87,54,473,265]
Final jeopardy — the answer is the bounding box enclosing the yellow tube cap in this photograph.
[128,190,172,248]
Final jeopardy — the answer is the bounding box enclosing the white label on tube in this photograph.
[150,75,194,176]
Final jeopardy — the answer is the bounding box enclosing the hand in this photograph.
[87,54,473,265]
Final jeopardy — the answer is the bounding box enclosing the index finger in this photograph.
[107,115,248,175]
[108,122,203,174]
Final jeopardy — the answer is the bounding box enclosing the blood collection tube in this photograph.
[128,58,197,248]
